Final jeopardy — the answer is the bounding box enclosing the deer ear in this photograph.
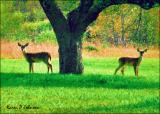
[18,42,21,46]
[137,48,140,52]
[25,43,29,47]
[144,49,148,52]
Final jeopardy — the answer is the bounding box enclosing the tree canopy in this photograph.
[39,0,159,74]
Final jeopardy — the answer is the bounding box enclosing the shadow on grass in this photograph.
[1,72,159,89]
[87,98,159,113]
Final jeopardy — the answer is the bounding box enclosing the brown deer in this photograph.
[114,48,147,76]
[18,42,53,73]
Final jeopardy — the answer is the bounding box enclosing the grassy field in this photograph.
[1,58,159,113]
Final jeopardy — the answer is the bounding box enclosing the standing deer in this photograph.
[114,48,147,76]
[18,42,53,73]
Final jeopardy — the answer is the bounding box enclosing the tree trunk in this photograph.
[111,19,119,46]
[58,36,83,74]
[121,12,126,47]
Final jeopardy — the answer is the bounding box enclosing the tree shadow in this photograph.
[0,72,159,89]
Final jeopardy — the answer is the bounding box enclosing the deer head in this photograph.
[18,42,29,52]
[137,48,148,56]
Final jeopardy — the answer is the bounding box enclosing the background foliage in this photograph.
[1,0,159,46]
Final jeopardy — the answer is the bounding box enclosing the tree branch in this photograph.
[84,0,159,27]
[39,0,70,42]
[79,0,94,13]
[67,0,94,32]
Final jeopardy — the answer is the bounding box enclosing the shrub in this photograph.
[35,30,57,43]
[84,46,98,52]
[22,20,52,33]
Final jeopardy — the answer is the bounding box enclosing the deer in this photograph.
[114,48,148,76]
[18,42,53,73]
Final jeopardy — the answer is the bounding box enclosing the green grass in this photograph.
[1,58,159,113]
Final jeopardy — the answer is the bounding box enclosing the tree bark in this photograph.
[58,37,83,74]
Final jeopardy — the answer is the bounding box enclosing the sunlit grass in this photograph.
[1,58,159,113]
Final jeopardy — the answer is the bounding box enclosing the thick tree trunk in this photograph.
[58,37,83,74]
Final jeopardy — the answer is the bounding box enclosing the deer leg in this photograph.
[44,59,52,73]
[133,66,138,76]
[29,63,32,73]
[121,67,125,75]
[47,63,53,73]
[136,67,138,76]
[47,65,49,73]
[48,59,53,73]
[43,60,49,73]
[31,63,34,73]
[114,64,124,75]
[49,64,53,73]
[45,63,50,73]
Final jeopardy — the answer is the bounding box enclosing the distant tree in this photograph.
[39,0,159,74]
[120,5,132,47]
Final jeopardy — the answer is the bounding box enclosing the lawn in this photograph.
[0,58,159,113]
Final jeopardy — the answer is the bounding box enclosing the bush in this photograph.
[1,6,25,38]
[35,30,57,43]
[84,46,98,52]
[22,20,52,33]
[19,21,57,43]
